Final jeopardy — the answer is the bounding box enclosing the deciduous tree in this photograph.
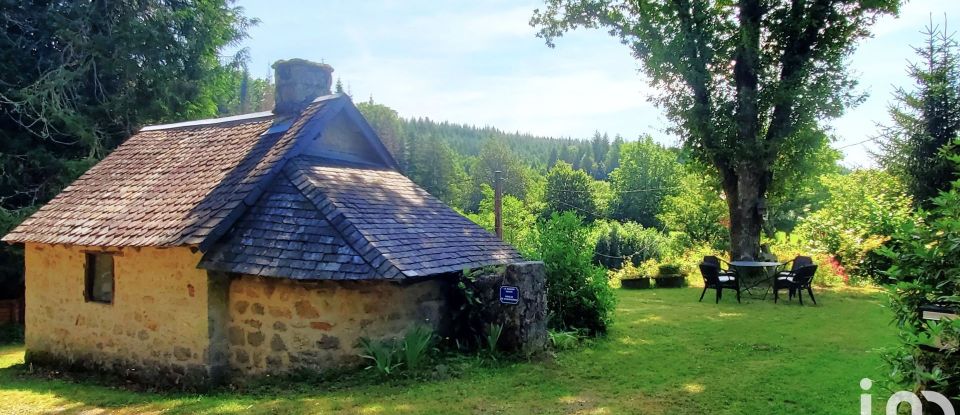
[532,0,899,258]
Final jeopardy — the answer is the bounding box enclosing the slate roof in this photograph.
[5,94,523,280]
[199,174,376,280]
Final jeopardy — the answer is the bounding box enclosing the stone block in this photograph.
[473,261,548,355]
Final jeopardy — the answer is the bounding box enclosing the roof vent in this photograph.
[272,59,334,115]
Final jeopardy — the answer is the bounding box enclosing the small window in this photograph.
[85,253,114,304]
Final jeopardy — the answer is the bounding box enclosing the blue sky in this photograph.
[234,0,960,168]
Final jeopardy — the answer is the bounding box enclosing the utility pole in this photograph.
[494,170,503,239]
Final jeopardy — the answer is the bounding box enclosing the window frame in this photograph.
[84,252,116,304]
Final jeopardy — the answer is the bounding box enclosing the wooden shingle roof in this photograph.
[5,94,523,280]
[2,98,337,247]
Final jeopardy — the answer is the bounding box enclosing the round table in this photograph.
[729,261,783,297]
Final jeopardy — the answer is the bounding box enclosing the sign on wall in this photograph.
[499,286,519,305]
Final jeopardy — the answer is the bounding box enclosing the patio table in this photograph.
[729,261,783,297]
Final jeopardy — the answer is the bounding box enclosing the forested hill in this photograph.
[358,100,628,179]
[402,117,578,166]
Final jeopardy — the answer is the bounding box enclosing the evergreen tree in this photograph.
[547,147,559,169]
[605,135,624,175]
[0,0,255,297]
[407,134,465,204]
[357,100,406,168]
[876,21,960,207]
[579,152,595,175]
[591,132,610,164]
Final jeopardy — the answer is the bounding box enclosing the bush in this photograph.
[657,264,681,276]
[879,161,960,401]
[795,170,914,283]
[593,221,667,269]
[538,212,616,335]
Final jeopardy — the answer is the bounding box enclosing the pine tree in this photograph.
[876,21,960,206]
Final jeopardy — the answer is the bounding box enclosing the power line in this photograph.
[836,137,880,150]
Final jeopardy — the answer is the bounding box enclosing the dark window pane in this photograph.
[86,253,114,303]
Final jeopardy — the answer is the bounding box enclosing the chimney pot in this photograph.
[272,59,334,114]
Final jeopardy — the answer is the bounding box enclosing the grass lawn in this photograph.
[0,287,896,414]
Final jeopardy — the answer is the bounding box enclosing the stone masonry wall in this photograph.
[474,261,548,355]
[23,243,217,387]
[227,275,449,376]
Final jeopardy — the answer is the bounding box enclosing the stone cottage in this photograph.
[2,59,525,387]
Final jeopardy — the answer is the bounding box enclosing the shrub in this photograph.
[538,212,616,335]
[879,159,960,401]
[657,264,681,276]
[795,170,914,283]
[593,221,667,269]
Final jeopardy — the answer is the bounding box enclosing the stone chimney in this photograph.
[272,59,334,114]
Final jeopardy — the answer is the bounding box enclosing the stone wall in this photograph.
[23,243,218,387]
[474,261,548,355]
[226,275,449,376]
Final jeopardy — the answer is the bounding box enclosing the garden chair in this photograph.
[703,256,736,277]
[699,262,740,304]
[773,265,818,305]
[776,256,813,278]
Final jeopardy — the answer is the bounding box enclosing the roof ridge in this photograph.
[278,166,382,276]
[139,111,276,132]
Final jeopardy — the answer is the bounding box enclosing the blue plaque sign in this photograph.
[499,286,519,305]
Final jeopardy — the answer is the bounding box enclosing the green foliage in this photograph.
[462,140,534,211]
[483,323,503,356]
[407,134,467,204]
[0,0,255,297]
[657,264,682,276]
[357,337,402,377]
[537,212,616,335]
[608,137,681,227]
[592,221,666,269]
[876,22,960,207]
[532,0,899,259]
[657,169,728,249]
[547,329,581,351]
[401,326,435,371]
[463,185,538,257]
[357,101,405,167]
[543,161,597,221]
[880,156,960,399]
[795,170,914,283]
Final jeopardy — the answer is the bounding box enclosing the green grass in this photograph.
[0,287,896,414]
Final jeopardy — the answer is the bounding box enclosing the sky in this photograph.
[233,0,960,168]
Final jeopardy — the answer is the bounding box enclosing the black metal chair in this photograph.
[699,263,740,304]
[773,265,818,305]
[703,256,736,277]
[776,256,813,278]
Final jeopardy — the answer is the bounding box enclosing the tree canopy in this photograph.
[876,21,960,206]
[532,0,900,258]
[0,0,256,297]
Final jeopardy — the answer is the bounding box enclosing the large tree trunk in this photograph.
[720,165,767,260]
